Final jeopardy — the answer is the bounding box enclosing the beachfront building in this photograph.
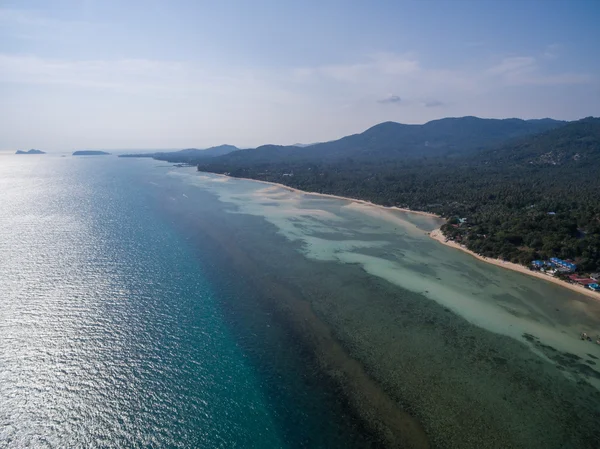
[568,274,595,286]
[549,257,577,273]
[531,260,558,275]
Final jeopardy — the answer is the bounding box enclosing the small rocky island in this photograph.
[16,149,45,155]
[72,150,110,156]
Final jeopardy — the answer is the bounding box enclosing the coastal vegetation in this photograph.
[196,117,600,272]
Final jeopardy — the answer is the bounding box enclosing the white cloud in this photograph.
[0,48,593,105]
[292,53,420,84]
[0,46,596,150]
[1,49,592,123]
[488,56,537,76]
[296,51,593,98]
[0,54,304,107]
[488,55,591,86]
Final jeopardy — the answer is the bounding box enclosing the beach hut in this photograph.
[568,275,595,286]
[550,257,577,273]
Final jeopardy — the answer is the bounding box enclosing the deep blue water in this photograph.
[3,155,600,449]
[0,155,370,448]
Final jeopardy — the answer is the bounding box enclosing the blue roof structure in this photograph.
[549,257,577,271]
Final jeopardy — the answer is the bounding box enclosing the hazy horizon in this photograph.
[2,114,591,154]
[1,0,599,151]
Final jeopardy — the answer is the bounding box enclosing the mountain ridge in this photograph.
[119,144,240,163]
[197,116,600,272]
[210,116,566,165]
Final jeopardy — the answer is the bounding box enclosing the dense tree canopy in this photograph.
[197,118,600,272]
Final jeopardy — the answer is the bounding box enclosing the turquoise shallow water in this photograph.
[2,155,600,448]
[155,166,600,448]
[0,155,370,448]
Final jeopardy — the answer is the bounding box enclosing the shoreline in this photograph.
[202,170,600,302]
[185,168,600,447]
[207,172,442,219]
[429,229,600,301]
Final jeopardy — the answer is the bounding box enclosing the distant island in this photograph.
[72,150,110,156]
[16,149,45,155]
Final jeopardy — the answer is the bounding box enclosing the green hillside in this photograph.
[213,116,564,165]
[198,118,600,271]
[120,145,240,163]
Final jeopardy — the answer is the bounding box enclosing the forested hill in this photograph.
[210,116,564,165]
[120,145,240,163]
[483,116,600,166]
[198,117,600,272]
[302,116,564,160]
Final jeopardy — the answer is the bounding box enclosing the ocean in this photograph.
[1,154,599,448]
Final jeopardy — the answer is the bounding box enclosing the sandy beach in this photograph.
[429,229,600,301]
[211,172,441,218]
[185,168,600,448]
[206,171,600,302]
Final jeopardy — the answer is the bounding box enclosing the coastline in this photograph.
[203,170,600,302]
[185,168,600,447]
[208,172,441,219]
[429,229,600,301]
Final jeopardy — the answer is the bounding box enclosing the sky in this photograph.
[1,0,599,151]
